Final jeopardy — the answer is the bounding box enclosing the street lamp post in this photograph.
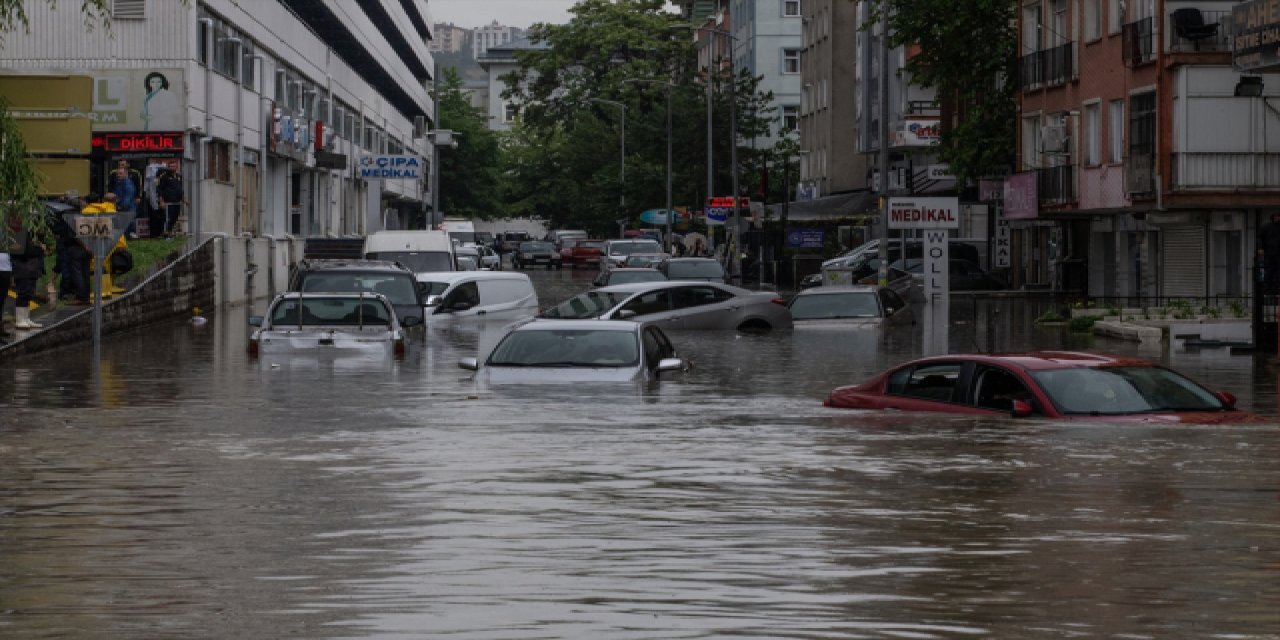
[623,79,675,254]
[427,129,458,229]
[588,98,627,217]
[688,24,742,280]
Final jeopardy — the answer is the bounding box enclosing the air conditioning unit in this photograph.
[1040,124,1069,153]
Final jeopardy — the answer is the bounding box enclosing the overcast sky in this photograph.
[429,0,579,29]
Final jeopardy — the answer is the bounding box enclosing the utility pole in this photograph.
[876,7,891,287]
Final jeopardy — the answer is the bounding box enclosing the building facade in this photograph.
[429,22,468,54]
[798,0,865,199]
[472,21,523,61]
[1016,0,1256,298]
[727,0,803,148]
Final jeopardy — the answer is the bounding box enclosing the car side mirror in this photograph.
[458,357,478,371]
[248,315,263,326]
[400,316,420,327]
[1010,400,1034,418]
[657,357,686,373]
[425,294,442,307]
[1216,391,1238,408]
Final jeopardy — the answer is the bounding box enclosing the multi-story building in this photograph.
[727,0,803,147]
[798,0,865,201]
[1015,0,1254,298]
[0,0,437,306]
[429,22,469,54]
[473,21,523,61]
[477,37,548,131]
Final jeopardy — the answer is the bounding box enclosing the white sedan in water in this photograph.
[540,281,794,332]
[458,319,688,384]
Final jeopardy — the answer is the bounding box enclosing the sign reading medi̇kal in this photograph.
[359,155,423,179]
[1234,0,1280,72]
[887,197,960,230]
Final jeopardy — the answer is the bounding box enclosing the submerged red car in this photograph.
[824,351,1266,424]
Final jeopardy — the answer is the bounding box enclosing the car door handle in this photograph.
[477,310,487,315]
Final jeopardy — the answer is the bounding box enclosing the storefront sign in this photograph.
[359,154,423,179]
[887,197,960,229]
[785,227,825,249]
[1233,0,1280,71]
[1003,172,1039,219]
[994,222,1011,268]
[892,119,941,147]
[103,132,183,153]
[979,179,1004,201]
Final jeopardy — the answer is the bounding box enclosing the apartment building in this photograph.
[473,21,523,61]
[1016,0,1256,298]
[727,0,803,147]
[797,0,865,200]
[0,0,437,306]
[430,22,469,54]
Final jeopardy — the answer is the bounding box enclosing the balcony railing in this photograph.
[1122,17,1155,66]
[1036,164,1076,204]
[1018,41,1077,90]
[1168,8,1232,52]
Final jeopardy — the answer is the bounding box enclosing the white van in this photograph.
[363,230,456,274]
[422,271,539,321]
[441,218,478,247]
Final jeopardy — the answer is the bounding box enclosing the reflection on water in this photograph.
[3,270,1280,638]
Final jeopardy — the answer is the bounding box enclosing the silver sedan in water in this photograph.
[540,281,794,332]
[458,319,688,384]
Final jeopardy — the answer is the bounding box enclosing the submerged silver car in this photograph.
[248,292,417,360]
[787,285,913,328]
[458,319,688,384]
[540,281,794,332]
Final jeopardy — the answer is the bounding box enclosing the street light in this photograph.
[622,78,675,254]
[427,129,458,229]
[588,97,627,217]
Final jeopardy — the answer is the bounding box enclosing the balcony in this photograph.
[1172,152,1280,189]
[1018,41,1077,90]
[1036,164,1075,204]
[1127,152,1156,195]
[1122,17,1154,66]
[1167,7,1231,52]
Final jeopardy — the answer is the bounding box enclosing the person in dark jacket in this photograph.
[6,215,47,329]
[1258,212,1280,294]
[0,247,12,342]
[157,161,185,237]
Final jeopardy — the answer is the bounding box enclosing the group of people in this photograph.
[0,215,49,340]
[107,158,185,239]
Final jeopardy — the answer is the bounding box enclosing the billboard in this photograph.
[1233,0,1280,72]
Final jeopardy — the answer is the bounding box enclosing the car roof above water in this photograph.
[515,319,642,332]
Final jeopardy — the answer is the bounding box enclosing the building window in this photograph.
[1022,116,1040,169]
[1129,92,1155,157]
[504,102,519,122]
[1108,0,1123,34]
[783,48,800,74]
[206,140,233,182]
[1084,0,1101,41]
[783,0,800,17]
[782,105,798,131]
[1109,99,1124,162]
[1084,102,1100,165]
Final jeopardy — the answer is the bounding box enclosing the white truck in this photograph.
[363,230,456,274]
[440,218,478,248]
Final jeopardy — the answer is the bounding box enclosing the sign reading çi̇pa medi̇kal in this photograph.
[359,155,423,179]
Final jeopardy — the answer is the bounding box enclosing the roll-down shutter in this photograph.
[1161,225,1206,298]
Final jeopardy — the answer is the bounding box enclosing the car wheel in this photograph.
[737,319,771,334]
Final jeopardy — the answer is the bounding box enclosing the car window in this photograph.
[665,260,725,279]
[620,290,672,316]
[670,285,731,310]
[271,298,390,326]
[364,251,455,273]
[888,362,963,403]
[971,367,1036,412]
[440,281,480,309]
[541,291,631,319]
[1031,366,1225,415]
[488,328,639,367]
[301,273,418,306]
[609,270,667,285]
[789,292,880,319]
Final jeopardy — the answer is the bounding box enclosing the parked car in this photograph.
[890,258,1008,291]
[620,252,669,268]
[423,271,540,321]
[499,231,533,253]
[455,246,481,271]
[545,229,588,247]
[541,281,794,332]
[787,285,913,327]
[561,238,605,268]
[458,319,688,384]
[656,257,727,283]
[823,352,1265,423]
[513,241,563,270]
[591,267,668,288]
[799,255,919,301]
[248,292,416,360]
[603,239,664,268]
[475,244,502,270]
[288,259,426,325]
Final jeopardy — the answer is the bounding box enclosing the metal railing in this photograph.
[1122,17,1155,66]
[1168,8,1232,52]
[1018,41,1077,90]
[1036,164,1076,204]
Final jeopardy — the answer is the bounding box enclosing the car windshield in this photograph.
[608,270,667,285]
[448,231,476,244]
[541,291,631,319]
[1031,366,1226,415]
[666,260,724,279]
[300,273,419,306]
[488,328,639,367]
[270,297,391,327]
[365,251,455,274]
[578,241,605,250]
[789,292,881,319]
[420,281,450,296]
[520,241,555,252]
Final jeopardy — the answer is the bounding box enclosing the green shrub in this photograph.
[1035,311,1065,323]
[1068,315,1099,332]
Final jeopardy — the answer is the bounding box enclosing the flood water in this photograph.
[3,268,1280,638]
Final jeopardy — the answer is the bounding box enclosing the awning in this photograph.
[766,191,876,221]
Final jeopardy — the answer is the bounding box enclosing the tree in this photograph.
[867,0,1016,187]
[434,67,503,220]
[0,0,112,244]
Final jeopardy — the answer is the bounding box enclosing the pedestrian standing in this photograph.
[158,160,185,237]
[145,159,166,238]
[108,159,143,238]
[1258,212,1280,295]
[7,216,47,330]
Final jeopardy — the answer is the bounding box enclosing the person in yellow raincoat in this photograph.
[81,193,128,299]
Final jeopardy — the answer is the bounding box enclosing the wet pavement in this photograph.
[3,265,1280,638]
